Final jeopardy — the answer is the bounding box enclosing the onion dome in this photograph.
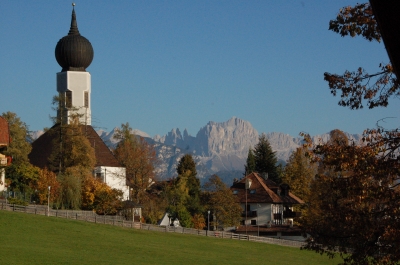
[55,4,94,72]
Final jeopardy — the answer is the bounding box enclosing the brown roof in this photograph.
[0,117,10,148]
[230,172,304,205]
[29,124,121,169]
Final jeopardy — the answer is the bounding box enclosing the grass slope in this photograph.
[0,211,340,265]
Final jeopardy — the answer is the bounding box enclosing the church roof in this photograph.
[29,124,121,169]
[55,4,94,72]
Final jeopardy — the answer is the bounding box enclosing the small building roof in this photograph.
[230,172,304,205]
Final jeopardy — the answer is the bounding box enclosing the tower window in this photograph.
[84,91,89,108]
[66,91,72,108]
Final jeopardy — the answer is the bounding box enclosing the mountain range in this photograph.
[96,117,363,185]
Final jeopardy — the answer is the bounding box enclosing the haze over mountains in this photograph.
[97,117,363,185]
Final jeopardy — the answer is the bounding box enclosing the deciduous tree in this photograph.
[301,130,400,265]
[113,123,156,204]
[1,111,32,164]
[324,3,398,110]
[34,168,60,205]
[282,147,316,209]
[203,175,242,229]
[301,3,400,264]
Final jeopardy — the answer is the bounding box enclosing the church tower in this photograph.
[55,4,94,125]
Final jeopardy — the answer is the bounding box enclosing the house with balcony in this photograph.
[230,172,304,240]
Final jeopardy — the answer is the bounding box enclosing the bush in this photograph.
[7,197,28,206]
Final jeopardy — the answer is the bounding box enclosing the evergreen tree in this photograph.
[176,154,202,215]
[244,147,256,175]
[253,133,280,183]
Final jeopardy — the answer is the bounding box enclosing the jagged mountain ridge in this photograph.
[97,117,362,184]
[29,117,362,185]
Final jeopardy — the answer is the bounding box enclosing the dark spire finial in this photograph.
[68,3,80,35]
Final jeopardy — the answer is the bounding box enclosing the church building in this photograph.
[29,5,129,200]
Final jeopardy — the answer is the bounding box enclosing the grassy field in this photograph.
[0,211,341,265]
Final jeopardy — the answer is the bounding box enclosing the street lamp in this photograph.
[257,204,261,237]
[207,210,210,232]
[47,186,51,216]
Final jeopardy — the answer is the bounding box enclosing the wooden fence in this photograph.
[0,203,305,248]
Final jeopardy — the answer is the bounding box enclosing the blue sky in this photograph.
[1,1,399,138]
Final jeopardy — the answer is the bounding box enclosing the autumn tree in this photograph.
[300,3,400,265]
[34,168,60,205]
[113,123,156,204]
[48,117,96,174]
[253,134,280,183]
[6,163,40,194]
[1,112,37,197]
[203,175,242,230]
[324,3,398,110]
[282,146,316,209]
[1,111,32,164]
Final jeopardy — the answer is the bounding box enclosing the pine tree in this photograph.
[253,134,280,183]
[244,147,256,175]
[176,154,202,215]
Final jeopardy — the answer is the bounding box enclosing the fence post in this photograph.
[76,213,78,220]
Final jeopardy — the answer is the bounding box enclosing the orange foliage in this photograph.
[35,168,60,204]
[192,213,206,230]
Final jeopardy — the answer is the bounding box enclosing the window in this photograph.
[250,189,256,194]
[66,91,72,108]
[251,220,257,225]
[84,91,89,108]
[233,190,238,195]
[96,172,104,182]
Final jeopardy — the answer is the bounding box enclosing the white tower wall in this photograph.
[57,71,91,125]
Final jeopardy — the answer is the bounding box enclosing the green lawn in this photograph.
[0,211,341,265]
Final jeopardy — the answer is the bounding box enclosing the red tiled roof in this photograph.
[29,124,121,169]
[230,172,304,204]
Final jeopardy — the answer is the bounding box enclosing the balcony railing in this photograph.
[273,211,301,220]
[241,211,258,218]
[283,211,301,218]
